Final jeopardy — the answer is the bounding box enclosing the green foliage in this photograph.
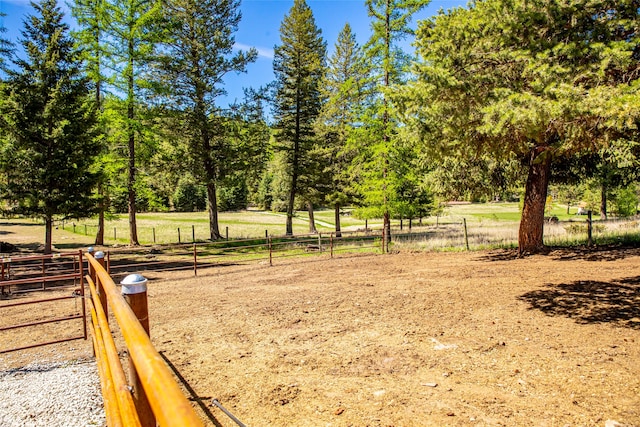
[315,23,368,229]
[218,173,248,212]
[173,175,206,212]
[612,185,639,217]
[396,0,640,251]
[0,0,100,251]
[155,0,258,239]
[348,0,429,225]
[0,12,14,72]
[273,0,326,234]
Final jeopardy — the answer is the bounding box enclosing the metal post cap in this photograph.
[120,274,148,295]
[94,251,105,259]
[87,246,95,254]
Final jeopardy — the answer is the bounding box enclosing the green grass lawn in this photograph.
[62,202,597,246]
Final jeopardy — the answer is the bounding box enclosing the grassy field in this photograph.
[57,202,598,245]
[62,209,379,245]
[8,202,635,251]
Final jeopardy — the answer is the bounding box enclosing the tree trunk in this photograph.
[383,211,391,251]
[334,203,342,238]
[44,216,53,254]
[600,183,608,220]
[127,112,139,245]
[518,147,552,255]
[307,201,317,233]
[95,181,105,245]
[566,202,570,215]
[127,39,139,246]
[286,174,297,236]
[206,181,221,240]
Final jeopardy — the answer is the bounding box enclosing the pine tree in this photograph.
[0,0,100,254]
[356,0,428,243]
[396,0,640,254]
[0,12,13,71]
[316,23,368,237]
[157,0,256,240]
[273,0,326,236]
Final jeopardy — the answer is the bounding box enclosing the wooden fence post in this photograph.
[120,274,155,427]
[193,244,198,276]
[587,210,593,246]
[330,233,334,259]
[463,218,470,251]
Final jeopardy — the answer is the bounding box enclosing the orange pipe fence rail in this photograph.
[85,252,204,427]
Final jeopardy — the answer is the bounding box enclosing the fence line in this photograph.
[85,252,204,427]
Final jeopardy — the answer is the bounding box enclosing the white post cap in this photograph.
[120,274,148,295]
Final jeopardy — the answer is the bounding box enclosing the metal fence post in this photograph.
[268,236,273,266]
[121,274,155,427]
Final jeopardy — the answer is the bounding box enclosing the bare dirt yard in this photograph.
[1,221,640,426]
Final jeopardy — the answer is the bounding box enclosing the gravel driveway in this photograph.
[0,359,105,427]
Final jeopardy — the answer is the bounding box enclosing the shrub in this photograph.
[173,177,207,212]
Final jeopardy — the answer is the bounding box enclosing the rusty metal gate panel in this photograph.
[0,251,86,354]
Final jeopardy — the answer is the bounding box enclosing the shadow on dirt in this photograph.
[158,351,225,427]
[480,244,640,262]
[519,277,640,329]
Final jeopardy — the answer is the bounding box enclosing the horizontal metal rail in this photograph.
[0,314,83,332]
[0,253,79,263]
[86,253,204,427]
[0,273,80,287]
[0,294,77,308]
[0,335,85,355]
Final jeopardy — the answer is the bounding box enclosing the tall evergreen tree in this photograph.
[273,0,326,236]
[316,23,367,237]
[0,0,100,254]
[102,0,162,245]
[356,0,428,241]
[157,0,256,240]
[0,11,13,71]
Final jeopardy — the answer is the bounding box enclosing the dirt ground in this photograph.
[1,222,640,426]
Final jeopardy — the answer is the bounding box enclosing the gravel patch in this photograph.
[0,359,105,427]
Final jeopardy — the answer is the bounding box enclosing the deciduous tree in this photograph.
[102,0,162,244]
[355,0,428,241]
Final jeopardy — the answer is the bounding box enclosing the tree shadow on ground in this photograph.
[481,244,640,262]
[519,277,640,329]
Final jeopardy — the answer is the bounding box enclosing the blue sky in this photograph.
[0,0,467,107]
